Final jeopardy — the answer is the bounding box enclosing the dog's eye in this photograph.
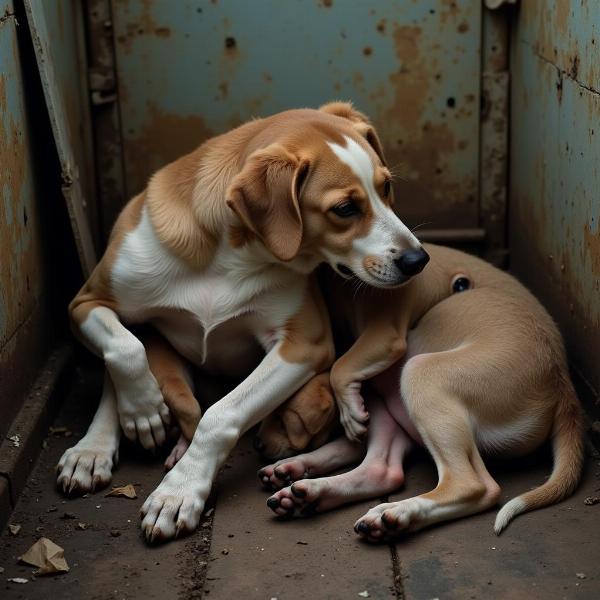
[383,179,391,198]
[331,200,360,218]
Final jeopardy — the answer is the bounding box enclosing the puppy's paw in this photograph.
[140,476,204,542]
[57,445,118,495]
[338,396,369,442]
[258,457,310,490]
[354,498,431,542]
[266,481,320,518]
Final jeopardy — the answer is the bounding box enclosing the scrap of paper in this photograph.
[19,537,69,575]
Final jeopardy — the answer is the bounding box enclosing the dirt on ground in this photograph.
[1,365,599,599]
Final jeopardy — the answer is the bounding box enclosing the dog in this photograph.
[260,244,584,539]
[56,102,427,542]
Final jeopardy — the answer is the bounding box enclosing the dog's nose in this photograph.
[395,248,430,276]
[252,436,264,452]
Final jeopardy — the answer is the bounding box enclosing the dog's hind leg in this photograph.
[266,397,411,516]
[354,352,501,541]
[143,330,201,469]
[57,372,121,495]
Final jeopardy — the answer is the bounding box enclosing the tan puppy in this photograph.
[262,244,584,538]
[56,102,428,542]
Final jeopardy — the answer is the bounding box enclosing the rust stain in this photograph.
[362,47,373,57]
[457,21,469,34]
[583,223,600,276]
[376,19,386,35]
[155,27,171,38]
[124,103,214,196]
[262,72,272,83]
[218,81,229,98]
[319,0,333,7]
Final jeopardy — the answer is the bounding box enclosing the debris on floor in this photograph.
[105,484,137,499]
[19,537,69,575]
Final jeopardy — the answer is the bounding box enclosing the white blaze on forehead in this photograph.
[327,135,378,199]
[327,135,419,250]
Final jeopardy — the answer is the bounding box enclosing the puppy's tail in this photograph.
[494,377,584,535]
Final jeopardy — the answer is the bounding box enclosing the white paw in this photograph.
[335,387,369,442]
[140,474,204,542]
[57,445,118,495]
[116,373,171,450]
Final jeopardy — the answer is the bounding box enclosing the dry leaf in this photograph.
[19,537,69,575]
[7,435,20,447]
[105,484,137,499]
[76,522,88,531]
[8,524,21,536]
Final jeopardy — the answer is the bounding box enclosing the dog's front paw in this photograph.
[140,475,204,542]
[57,444,118,495]
[333,384,369,442]
[116,373,171,450]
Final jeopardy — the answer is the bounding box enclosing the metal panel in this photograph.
[24,0,98,275]
[0,0,50,435]
[509,0,600,394]
[110,0,482,229]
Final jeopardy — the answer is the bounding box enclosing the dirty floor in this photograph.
[1,366,600,600]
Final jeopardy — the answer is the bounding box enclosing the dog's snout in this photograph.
[252,436,264,452]
[395,248,430,276]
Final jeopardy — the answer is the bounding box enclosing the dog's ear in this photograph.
[280,409,312,450]
[226,144,309,262]
[319,101,387,166]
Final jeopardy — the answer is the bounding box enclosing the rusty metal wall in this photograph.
[0,0,49,434]
[0,0,90,435]
[509,1,600,395]
[109,0,483,230]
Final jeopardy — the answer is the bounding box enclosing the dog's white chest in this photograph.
[110,207,301,369]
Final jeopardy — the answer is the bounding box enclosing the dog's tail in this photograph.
[494,376,584,535]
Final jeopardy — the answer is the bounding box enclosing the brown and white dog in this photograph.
[260,244,584,539]
[56,103,427,542]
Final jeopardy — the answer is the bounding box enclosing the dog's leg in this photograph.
[267,398,411,516]
[258,436,365,490]
[72,303,171,450]
[143,331,200,469]
[354,355,501,541]
[140,345,330,541]
[331,323,407,441]
[57,372,120,494]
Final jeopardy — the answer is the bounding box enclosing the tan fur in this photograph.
[142,330,200,442]
[258,372,338,460]
[337,244,584,532]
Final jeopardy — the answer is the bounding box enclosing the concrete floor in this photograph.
[1,366,599,600]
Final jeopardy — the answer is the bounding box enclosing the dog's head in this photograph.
[226,102,428,288]
[255,372,338,460]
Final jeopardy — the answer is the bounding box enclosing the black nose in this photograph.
[252,436,264,452]
[395,248,430,276]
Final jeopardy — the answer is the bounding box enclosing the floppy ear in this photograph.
[280,409,312,450]
[286,372,336,436]
[226,144,309,261]
[319,101,388,166]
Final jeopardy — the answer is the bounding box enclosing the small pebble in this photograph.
[221,549,229,555]
[110,530,121,538]
[576,573,586,579]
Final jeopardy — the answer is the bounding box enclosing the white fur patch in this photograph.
[111,207,306,368]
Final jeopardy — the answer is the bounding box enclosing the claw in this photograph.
[68,480,78,495]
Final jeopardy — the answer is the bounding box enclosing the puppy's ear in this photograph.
[298,375,336,436]
[226,144,309,261]
[280,409,312,450]
[319,101,387,166]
